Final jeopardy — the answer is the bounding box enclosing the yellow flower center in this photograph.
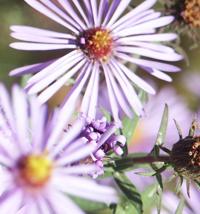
[17,154,52,187]
[79,27,113,61]
[183,0,200,27]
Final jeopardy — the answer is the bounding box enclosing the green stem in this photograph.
[113,155,171,166]
[122,155,171,164]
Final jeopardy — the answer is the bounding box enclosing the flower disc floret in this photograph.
[79,27,113,61]
[17,154,52,187]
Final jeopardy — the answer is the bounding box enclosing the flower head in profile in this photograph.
[0,84,118,214]
[10,0,182,124]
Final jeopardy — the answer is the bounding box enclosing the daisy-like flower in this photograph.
[0,84,118,214]
[10,0,182,124]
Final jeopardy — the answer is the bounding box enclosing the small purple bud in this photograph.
[115,135,126,146]
[114,146,123,156]
[88,132,99,140]
[95,149,105,159]
[96,160,104,168]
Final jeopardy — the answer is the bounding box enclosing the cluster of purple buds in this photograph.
[81,117,126,176]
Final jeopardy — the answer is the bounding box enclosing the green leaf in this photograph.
[155,186,163,214]
[148,161,165,190]
[155,104,169,146]
[113,197,138,214]
[138,87,149,104]
[71,196,108,212]
[20,74,31,87]
[122,115,139,145]
[149,105,168,190]
[176,176,184,194]
[114,172,143,214]
[155,172,163,190]
[175,196,185,214]
[142,184,158,213]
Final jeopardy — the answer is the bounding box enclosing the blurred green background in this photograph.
[0,0,200,109]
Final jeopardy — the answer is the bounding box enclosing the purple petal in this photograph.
[102,64,121,125]
[81,63,99,119]
[37,59,86,104]
[47,115,86,156]
[11,25,75,39]
[116,52,181,72]
[12,85,31,153]
[9,60,55,76]
[52,175,118,204]
[0,189,23,214]
[27,50,82,86]
[57,0,87,29]
[105,66,133,118]
[111,0,157,30]
[108,62,144,116]
[55,143,96,166]
[10,42,76,51]
[106,0,131,28]
[27,54,85,95]
[11,32,71,44]
[116,16,174,37]
[47,190,84,214]
[112,59,155,94]
[24,0,78,34]
[116,46,182,61]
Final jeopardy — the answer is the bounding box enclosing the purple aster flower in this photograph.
[0,84,118,214]
[10,0,182,124]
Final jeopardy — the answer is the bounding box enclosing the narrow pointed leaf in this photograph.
[155,104,169,146]
[114,172,143,214]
